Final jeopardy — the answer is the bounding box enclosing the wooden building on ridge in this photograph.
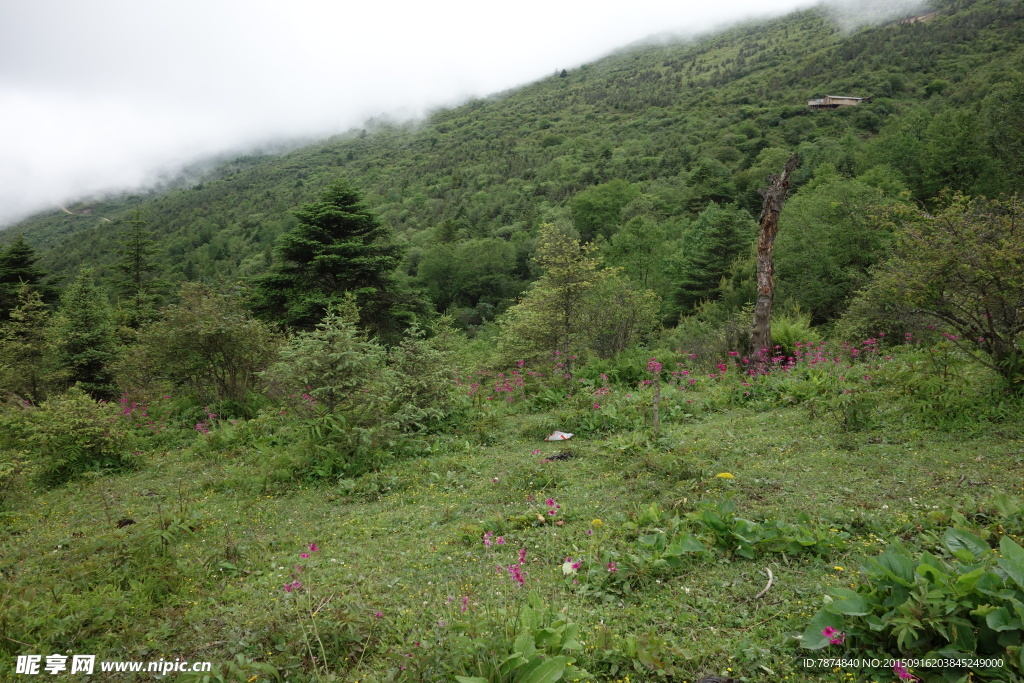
[807,95,868,110]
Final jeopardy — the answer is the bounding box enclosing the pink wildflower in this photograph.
[893,662,917,681]
[821,626,846,645]
[507,564,525,586]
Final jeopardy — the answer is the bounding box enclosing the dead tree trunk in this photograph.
[751,153,799,357]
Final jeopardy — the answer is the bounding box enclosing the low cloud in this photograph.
[0,0,927,228]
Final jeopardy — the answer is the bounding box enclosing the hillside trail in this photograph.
[59,204,111,222]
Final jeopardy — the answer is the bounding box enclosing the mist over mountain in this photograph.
[3,6,1024,675]
[0,0,937,228]
[4,0,1021,313]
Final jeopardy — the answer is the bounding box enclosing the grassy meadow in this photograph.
[3,337,1023,683]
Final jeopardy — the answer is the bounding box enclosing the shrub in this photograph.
[260,303,460,479]
[870,194,1024,390]
[262,299,387,415]
[386,323,461,432]
[24,387,137,485]
[801,532,1024,681]
[118,282,282,406]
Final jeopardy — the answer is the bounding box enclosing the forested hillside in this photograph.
[4,0,1023,328]
[3,1,1024,681]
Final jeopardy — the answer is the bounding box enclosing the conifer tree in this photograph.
[499,224,658,369]
[49,270,117,399]
[0,236,52,322]
[0,285,50,403]
[112,208,164,328]
[251,180,409,335]
[673,202,757,314]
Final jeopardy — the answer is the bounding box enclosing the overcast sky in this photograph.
[0,0,926,228]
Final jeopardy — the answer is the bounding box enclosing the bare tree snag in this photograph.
[751,153,799,357]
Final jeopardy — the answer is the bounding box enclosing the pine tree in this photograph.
[49,270,117,399]
[251,180,408,335]
[0,285,50,403]
[0,236,52,322]
[112,208,164,328]
[673,202,757,314]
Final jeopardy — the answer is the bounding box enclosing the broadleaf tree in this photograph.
[871,193,1024,389]
[499,224,658,372]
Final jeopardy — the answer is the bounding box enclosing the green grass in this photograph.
[3,373,1023,681]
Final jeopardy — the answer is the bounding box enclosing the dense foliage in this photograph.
[869,194,1024,388]
[251,180,410,336]
[3,0,1022,331]
[1,2,1024,680]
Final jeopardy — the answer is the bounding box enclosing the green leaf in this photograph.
[455,677,489,683]
[499,653,530,677]
[947,617,977,652]
[986,606,1024,632]
[799,609,844,650]
[998,536,1024,591]
[637,647,666,670]
[666,534,708,555]
[955,568,988,595]
[827,587,871,616]
[872,550,915,586]
[561,623,582,651]
[514,631,536,659]
[943,528,991,562]
[917,562,951,585]
[514,656,567,683]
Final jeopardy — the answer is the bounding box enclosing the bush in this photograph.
[870,194,1024,390]
[24,387,138,485]
[386,322,461,432]
[801,532,1024,681]
[259,304,460,479]
[117,282,282,406]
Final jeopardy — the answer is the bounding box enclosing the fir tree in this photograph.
[0,236,52,322]
[252,180,410,335]
[112,208,164,328]
[49,270,117,399]
[0,285,50,403]
[673,202,757,314]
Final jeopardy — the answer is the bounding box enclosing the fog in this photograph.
[0,0,927,228]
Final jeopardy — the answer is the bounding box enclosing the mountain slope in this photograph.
[4,0,1023,313]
